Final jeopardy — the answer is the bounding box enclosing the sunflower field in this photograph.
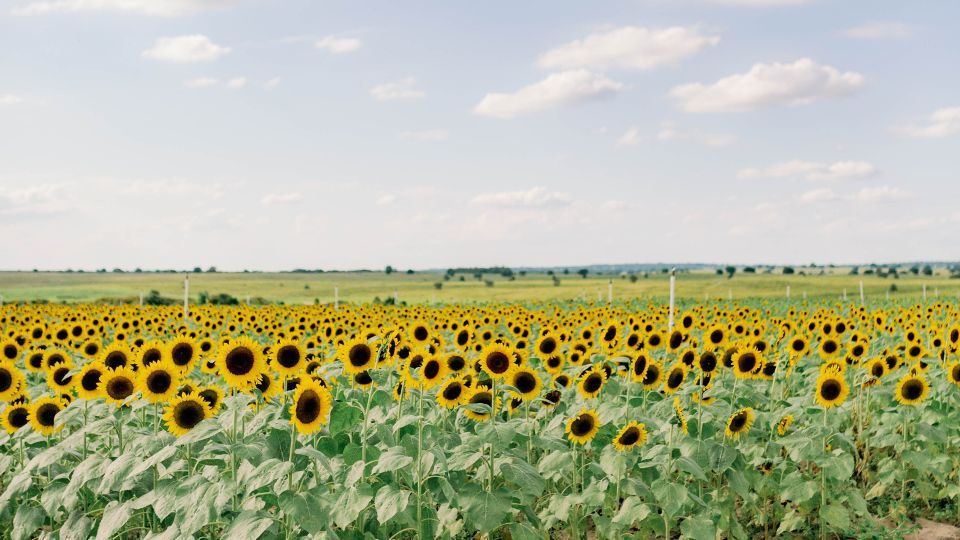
[1,301,960,539]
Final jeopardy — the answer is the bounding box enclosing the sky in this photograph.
[1,0,958,271]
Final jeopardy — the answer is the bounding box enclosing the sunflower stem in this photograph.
[487,377,497,494]
[820,407,828,540]
[416,387,424,537]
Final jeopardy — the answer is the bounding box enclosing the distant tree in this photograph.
[207,266,217,273]
[406,269,414,275]
[484,280,495,287]
[546,270,554,276]
[922,264,933,276]
[849,266,859,275]
[458,276,465,282]
[112,268,124,273]
[725,266,736,279]
[909,265,920,275]
[716,268,724,275]
[518,270,527,277]
[890,284,898,292]
[577,269,589,279]
[743,267,756,274]
[134,268,142,273]
[629,274,638,283]
[782,266,795,275]
[433,282,443,290]
[385,266,394,275]
[193,267,202,273]
[563,268,570,275]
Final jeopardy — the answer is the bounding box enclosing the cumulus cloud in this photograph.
[263,77,281,89]
[184,77,219,88]
[853,186,910,202]
[142,35,230,63]
[225,77,248,89]
[121,179,225,199]
[738,160,877,181]
[0,95,24,106]
[669,58,864,112]
[538,26,719,71]
[11,0,242,17]
[370,77,425,101]
[897,107,960,139]
[798,188,837,204]
[399,129,449,142]
[615,127,643,147]
[261,192,303,205]
[470,187,572,208]
[843,22,912,39]
[315,36,362,54]
[0,184,70,216]
[375,194,396,206]
[473,69,622,119]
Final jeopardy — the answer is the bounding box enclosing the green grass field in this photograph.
[0,269,956,305]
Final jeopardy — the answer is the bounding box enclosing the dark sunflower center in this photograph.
[413,327,429,341]
[570,415,595,436]
[902,380,923,400]
[485,352,510,374]
[820,379,841,401]
[667,369,684,388]
[710,330,723,344]
[142,349,162,366]
[171,343,194,366]
[255,375,271,393]
[871,364,884,378]
[2,345,16,359]
[348,344,371,367]
[618,426,640,446]
[514,372,537,393]
[447,355,465,371]
[173,401,205,430]
[547,356,562,369]
[538,338,557,355]
[737,353,757,373]
[37,403,59,426]
[669,332,683,349]
[104,352,127,369]
[469,391,492,408]
[84,344,99,356]
[952,365,960,383]
[792,339,805,352]
[29,354,43,369]
[442,382,463,400]
[0,369,11,392]
[295,390,322,423]
[277,345,301,368]
[199,389,219,408]
[642,366,660,386]
[908,346,921,358]
[823,341,837,354]
[8,407,28,428]
[699,353,717,372]
[106,376,135,400]
[583,373,602,393]
[424,360,440,379]
[354,371,373,385]
[456,330,469,346]
[81,369,102,391]
[53,367,72,386]
[146,371,173,394]
[763,362,776,376]
[649,335,661,346]
[225,347,255,375]
[603,327,617,342]
[729,412,748,432]
[633,357,647,376]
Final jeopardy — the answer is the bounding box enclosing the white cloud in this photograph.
[705,0,809,5]
[121,179,225,199]
[470,186,572,208]
[615,127,643,147]
[399,129,449,142]
[0,95,24,106]
[375,194,396,206]
[656,122,736,147]
[261,192,303,205]
[538,26,719,71]
[843,22,912,40]
[799,188,837,204]
[898,107,960,139]
[225,77,248,89]
[184,77,219,88]
[315,36,362,54]
[142,35,230,63]
[738,159,877,181]
[370,77,425,101]
[263,77,281,89]
[473,69,622,119]
[669,58,864,112]
[11,0,242,17]
[0,184,70,216]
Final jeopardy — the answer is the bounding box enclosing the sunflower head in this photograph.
[895,374,929,406]
[2,402,30,434]
[29,396,65,436]
[480,343,514,379]
[163,394,212,437]
[613,421,647,451]
[566,408,600,445]
[815,373,849,409]
[577,364,607,399]
[509,367,542,402]
[290,378,333,434]
[100,367,138,406]
[0,361,26,402]
[463,385,499,422]
[217,336,267,389]
[436,377,467,408]
[137,360,179,403]
[725,407,755,440]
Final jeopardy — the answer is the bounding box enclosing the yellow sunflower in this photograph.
[725,407,755,440]
[0,360,26,402]
[577,364,607,399]
[137,360,180,403]
[29,396,65,436]
[566,408,600,445]
[163,394,212,437]
[895,374,929,406]
[217,336,267,389]
[815,372,849,409]
[2,402,30,434]
[100,367,138,406]
[612,421,647,451]
[290,377,333,434]
[271,338,306,376]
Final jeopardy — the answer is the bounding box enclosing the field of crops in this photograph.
[2,299,960,539]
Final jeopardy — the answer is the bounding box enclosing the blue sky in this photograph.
[1,0,958,271]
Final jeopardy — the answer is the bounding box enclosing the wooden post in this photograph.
[786,285,791,299]
[334,286,339,310]
[859,280,865,304]
[668,268,676,332]
[139,291,143,307]
[608,280,612,303]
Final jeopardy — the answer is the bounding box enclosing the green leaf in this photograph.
[680,515,717,540]
[780,479,818,505]
[374,484,411,525]
[500,460,546,497]
[676,456,707,481]
[12,503,45,540]
[612,496,650,527]
[821,503,850,531]
[0,471,32,513]
[329,405,363,436]
[95,501,132,540]
[652,480,687,517]
[279,488,330,534]
[777,509,804,535]
[371,446,413,475]
[538,450,572,481]
[436,503,465,538]
[823,453,854,481]
[508,522,541,540]
[222,511,275,540]
[460,488,512,534]
[332,486,374,529]
[129,445,178,478]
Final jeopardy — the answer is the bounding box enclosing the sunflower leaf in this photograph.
[374,484,411,524]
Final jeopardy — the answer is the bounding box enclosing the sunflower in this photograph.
[196,384,224,414]
[407,321,432,344]
[445,353,467,374]
[543,354,564,375]
[74,362,105,400]
[787,335,810,358]
[776,415,793,436]
[0,339,20,363]
[100,367,138,406]
[566,408,600,445]
[419,357,447,389]
[2,402,30,434]
[697,351,718,374]
[508,367,542,402]
[535,335,559,357]
[612,421,647,451]
[168,336,199,374]
[137,341,166,368]
[947,361,960,388]
[662,363,687,395]
[351,371,375,389]
[815,373,849,409]
[725,407,755,440]
[44,348,71,370]
[733,348,762,379]
[641,361,663,390]
[436,377,467,408]
[290,377,333,434]
[865,358,886,379]
[464,385,499,422]
[818,338,841,361]
[895,374,929,406]
[163,394,212,437]
[29,396,64,436]
[137,360,179,403]
[217,336,267,389]
[45,362,75,395]
[672,397,689,435]
[704,324,727,349]
[0,360,26,402]
[577,364,607,399]
[25,351,45,373]
[479,343,514,379]
[100,343,134,371]
[81,339,101,359]
[630,353,649,383]
[341,339,375,375]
